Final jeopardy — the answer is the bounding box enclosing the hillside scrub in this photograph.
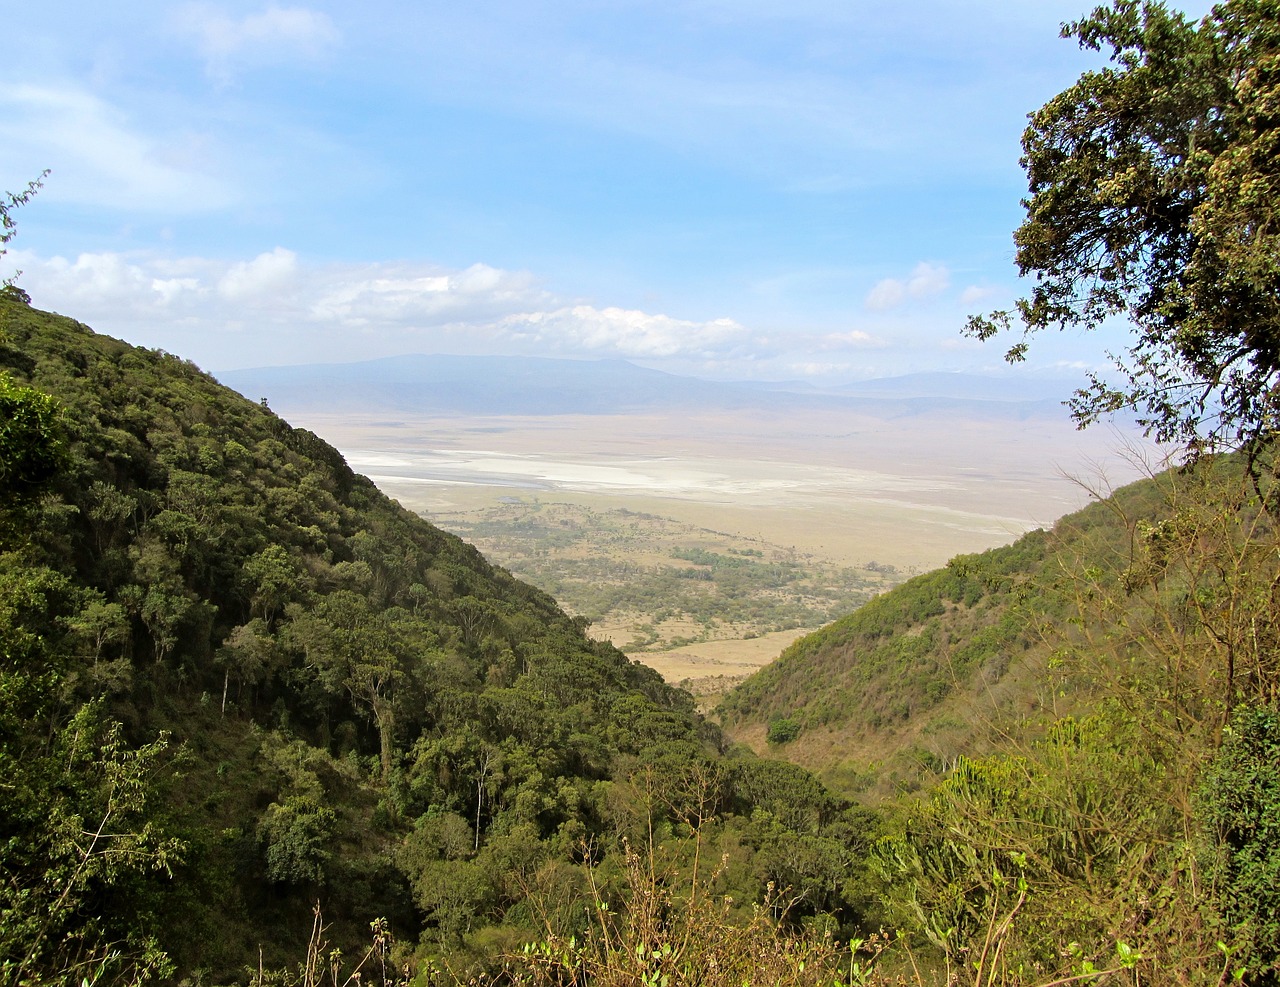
[714,445,1280,984]
[878,453,1280,982]
[876,0,1280,969]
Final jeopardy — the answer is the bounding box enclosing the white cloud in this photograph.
[907,262,949,297]
[218,247,298,301]
[819,329,885,350]
[9,246,1114,383]
[864,278,906,311]
[499,306,748,359]
[311,264,550,327]
[176,4,339,79]
[38,252,156,308]
[151,277,201,305]
[864,261,951,311]
[13,248,750,367]
[960,284,995,306]
[0,84,233,213]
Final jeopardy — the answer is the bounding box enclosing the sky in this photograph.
[1,1,1211,383]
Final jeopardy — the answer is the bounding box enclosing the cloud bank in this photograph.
[13,248,760,369]
[13,245,1070,381]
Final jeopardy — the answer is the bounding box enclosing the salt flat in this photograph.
[293,406,1162,575]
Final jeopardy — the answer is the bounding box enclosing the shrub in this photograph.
[1200,704,1280,984]
[766,715,802,745]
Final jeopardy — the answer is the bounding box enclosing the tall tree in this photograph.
[967,0,1280,451]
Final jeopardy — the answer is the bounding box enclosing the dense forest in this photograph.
[0,295,883,984]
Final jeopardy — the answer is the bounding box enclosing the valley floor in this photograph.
[279,405,1162,693]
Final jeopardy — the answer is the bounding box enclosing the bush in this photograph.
[766,715,801,745]
[1200,704,1280,984]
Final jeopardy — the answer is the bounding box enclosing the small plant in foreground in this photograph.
[244,904,411,987]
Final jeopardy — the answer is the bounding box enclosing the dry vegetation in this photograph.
[278,408,1155,701]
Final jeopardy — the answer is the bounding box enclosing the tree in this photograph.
[967,0,1280,451]
[0,375,64,507]
[0,171,47,293]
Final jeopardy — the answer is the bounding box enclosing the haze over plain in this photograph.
[220,356,1161,690]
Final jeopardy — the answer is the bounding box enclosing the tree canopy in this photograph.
[967,0,1280,452]
[0,297,885,981]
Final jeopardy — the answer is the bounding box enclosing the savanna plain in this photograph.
[278,402,1157,700]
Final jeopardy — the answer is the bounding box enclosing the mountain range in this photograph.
[216,355,1084,421]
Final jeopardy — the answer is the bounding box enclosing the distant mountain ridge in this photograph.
[217,355,1081,420]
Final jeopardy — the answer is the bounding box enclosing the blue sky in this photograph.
[1,1,1210,382]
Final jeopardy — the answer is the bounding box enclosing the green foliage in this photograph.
[0,358,183,983]
[966,0,1280,450]
[717,455,1280,801]
[718,519,1063,790]
[484,837,885,987]
[0,373,64,513]
[857,452,1280,984]
[766,715,802,745]
[875,709,1208,981]
[1201,704,1280,983]
[0,690,183,986]
[0,297,864,980]
[259,795,338,886]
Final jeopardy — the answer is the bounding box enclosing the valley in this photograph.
[3,298,1271,985]
[9,1,1279,980]
[271,405,1163,698]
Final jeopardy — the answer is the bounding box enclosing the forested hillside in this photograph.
[0,295,879,984]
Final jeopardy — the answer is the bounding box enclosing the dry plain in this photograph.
[279,404,1162,695]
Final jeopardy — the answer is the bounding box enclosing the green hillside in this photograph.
[717,447,1280,981]
[0,296,880,984]
[716,472,1177,794]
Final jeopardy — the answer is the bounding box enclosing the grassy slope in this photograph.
[716,468,1175,797]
